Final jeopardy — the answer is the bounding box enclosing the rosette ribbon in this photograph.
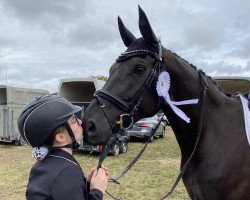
[156,72,199,123]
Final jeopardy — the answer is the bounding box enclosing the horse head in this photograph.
[83,6,205,145]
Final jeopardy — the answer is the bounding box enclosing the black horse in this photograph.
[83,6,250,200]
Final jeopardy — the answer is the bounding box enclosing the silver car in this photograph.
[127,115,166,142]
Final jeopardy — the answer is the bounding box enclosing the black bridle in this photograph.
[93,46,164,198]
[93,45,209,199]
[94,47,163,134]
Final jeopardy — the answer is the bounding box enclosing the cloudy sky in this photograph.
[0,0,250,93]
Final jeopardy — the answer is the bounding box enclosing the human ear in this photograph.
[55,133,67,143]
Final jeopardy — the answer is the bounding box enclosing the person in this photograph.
[17,95,108,200]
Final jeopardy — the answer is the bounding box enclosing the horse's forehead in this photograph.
[112,55,154,71]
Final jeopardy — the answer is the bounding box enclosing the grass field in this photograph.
[0,127,190,200]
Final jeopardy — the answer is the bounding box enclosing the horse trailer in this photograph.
[0,85,49,145]
[58,77,105,111]
[213,76,250,97]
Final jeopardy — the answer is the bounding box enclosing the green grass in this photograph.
[0,127,190,200]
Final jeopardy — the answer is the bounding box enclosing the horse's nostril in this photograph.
[86,122,95,133]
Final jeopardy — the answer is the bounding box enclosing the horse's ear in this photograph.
[118,16,136,47]
[138,5,158,46]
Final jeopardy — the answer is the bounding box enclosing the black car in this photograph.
[78,134,129,156]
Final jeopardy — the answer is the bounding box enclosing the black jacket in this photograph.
[26,149,103,200]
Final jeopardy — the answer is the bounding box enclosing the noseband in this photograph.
[94,46,163,133]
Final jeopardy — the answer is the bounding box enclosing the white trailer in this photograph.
[58,77,105,111]
[0,85,49,145]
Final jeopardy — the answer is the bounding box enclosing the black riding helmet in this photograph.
[18,95,82,148]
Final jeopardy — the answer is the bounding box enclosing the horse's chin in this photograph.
[84,136,103,145]
[84,132,111,145]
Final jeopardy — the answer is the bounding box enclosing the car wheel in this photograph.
[160,127,166,138]
[119,140,128,153]
[112,144,120,156]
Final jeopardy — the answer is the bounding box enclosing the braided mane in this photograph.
[166,49,224,93]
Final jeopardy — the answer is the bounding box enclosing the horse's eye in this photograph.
[134,65,146,74]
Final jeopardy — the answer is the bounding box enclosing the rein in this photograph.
[112,115,164,182]
[160,71,208,199]
[97,116,164,200]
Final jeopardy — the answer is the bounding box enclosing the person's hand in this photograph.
[86,167,96,182]
[101,166,109,176]
[87,166,109,182]
[90,167,109,194]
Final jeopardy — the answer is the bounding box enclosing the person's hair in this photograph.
[45,124,67,147]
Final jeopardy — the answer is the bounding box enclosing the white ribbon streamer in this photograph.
[156,72,199,123]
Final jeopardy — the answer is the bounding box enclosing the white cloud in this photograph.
[0,0,249,93]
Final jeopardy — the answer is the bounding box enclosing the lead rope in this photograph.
[97,117,164,200]
[112,116,164,181]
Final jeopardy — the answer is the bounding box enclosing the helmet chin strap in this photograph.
[64,122,80,150]
[50,123,80,150]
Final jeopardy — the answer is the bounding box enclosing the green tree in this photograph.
[91,75,108,81]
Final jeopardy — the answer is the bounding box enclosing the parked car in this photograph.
[78,134,129,156]
[157,113,170,126]
[127,115,166,142]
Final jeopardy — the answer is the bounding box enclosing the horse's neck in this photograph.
[161,105,199,156]
[160,48,230,156]
[162,49,203,103]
